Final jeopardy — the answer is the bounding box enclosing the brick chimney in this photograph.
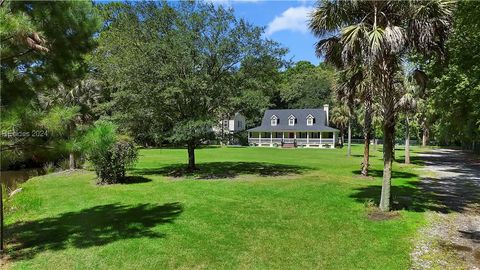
[323,104,329,126]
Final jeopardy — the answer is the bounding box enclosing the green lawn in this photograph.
[4,145,428,269]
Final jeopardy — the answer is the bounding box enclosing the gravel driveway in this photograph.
[412,148,480,270]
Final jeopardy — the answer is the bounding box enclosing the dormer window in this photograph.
[306,114,314,126]
[288,114,296,126]
[270,115,278,126]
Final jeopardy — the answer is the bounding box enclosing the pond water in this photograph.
[1,168,45,194]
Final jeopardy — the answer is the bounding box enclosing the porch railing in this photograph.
[247,138,335,145]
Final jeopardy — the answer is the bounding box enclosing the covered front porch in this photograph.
[248,131,337,148]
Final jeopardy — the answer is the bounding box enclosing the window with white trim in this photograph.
[288,115,296,126]
[270,115,278,126]
[306,114,314,126]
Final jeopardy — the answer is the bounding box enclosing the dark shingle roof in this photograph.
[247,109,339,132]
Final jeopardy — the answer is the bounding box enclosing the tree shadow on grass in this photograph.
[117,175,152,184]
[133,162,309,179]
[349,183,444,212]
[6,202,182,261]
[351,154,379,158]
[352,169,418,179]
[394,156,425,166]
[350,179,480,213]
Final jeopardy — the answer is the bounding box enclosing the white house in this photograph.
[247,105,339,148]
[213,112,246,144]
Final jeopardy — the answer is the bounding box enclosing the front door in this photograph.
[289,132,294,138]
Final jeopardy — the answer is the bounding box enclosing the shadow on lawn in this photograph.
[351,154,379,158]
[394,156,425,166]
[7,202,183,261]
[352,149,480,213]
[352,169,418,179]
[350,179,479,213]
[133,162,309,179]
[118,175,152,184]
[350,182,442,212]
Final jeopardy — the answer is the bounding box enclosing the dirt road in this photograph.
[412,149,480,269]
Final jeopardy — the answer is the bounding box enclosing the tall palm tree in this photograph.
[334,67,362,157]
[329,55,375,174]
[310,0,454,211]
[351,66,375,176]
[39,79,104,169]
[398,81,418,164]
[330,104,350,147]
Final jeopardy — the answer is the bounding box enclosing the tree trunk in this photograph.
[379,59,395,212]
[380,120,395,211]
[361,96,373,176]
[405,116,410,164]
[69,152,76,170]
[0,182,4,252]
[340,129,344,148]
[347,119,352,157]
[187,143,196,172]
[361,137,371,176]
[422,121,429,147]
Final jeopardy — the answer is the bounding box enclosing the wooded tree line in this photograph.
[1,1,479,208]
[1,1,335,172]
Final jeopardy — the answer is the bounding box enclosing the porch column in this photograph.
[320,132,322,148]
[270,132,273,146]
[294,132,297,139]
[306,132,310,147]
[258,132,261,145]
[332,132,336,149]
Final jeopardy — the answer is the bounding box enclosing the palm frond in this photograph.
[315,36,343,68]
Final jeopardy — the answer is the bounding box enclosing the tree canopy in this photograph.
[92,1,288,170]
[421,1,480,150]
[0,0,101,168]
[279,61,335,109]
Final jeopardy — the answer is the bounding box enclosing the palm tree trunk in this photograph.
[340,129,344,148]
[422,119,429,147]
[405,116,410,164]
[187,143,196,172]
[69,152,76,170]
[0,182,4,252]
[379,60,395,212]
[361,96,373,176]
[347,119,352,157]
[380,120,394,212]
[422,128,429,147]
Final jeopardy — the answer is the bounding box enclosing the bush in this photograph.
[82,121,138,184]
[234,130,249,146]
[58,159,71,171]
[43,162,56,174]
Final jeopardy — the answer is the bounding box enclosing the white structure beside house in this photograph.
[213,112,246,134]
[213,112,246,145]
[247,105,339,148]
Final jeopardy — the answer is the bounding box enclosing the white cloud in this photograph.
[266,6,314,36]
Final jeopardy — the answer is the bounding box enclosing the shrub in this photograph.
[58,159,71,171]
[43,162,56,174]
[82,121,138,184]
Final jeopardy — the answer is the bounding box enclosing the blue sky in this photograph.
[210,0,321,65]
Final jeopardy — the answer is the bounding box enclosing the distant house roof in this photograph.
[247,109,339,132]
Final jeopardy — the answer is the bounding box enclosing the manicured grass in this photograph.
[5,145,427,269]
